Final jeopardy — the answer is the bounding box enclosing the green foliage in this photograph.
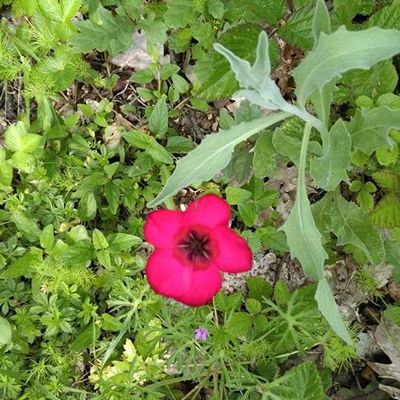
[293,27,400,108]
[310,119,351,191]
[2,0,400,398]
[70,6,133,55]
[348,106,400,155]
[148,112,289,207]
[313,192,385,265]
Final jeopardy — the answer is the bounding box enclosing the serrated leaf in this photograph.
[225,312,252,337]
[370,193,400,228]
[367,2,400,29]
[266,362,325,400]
[0,161,13,187]
[333,0,362,26]
[11,152,36,173]
[148,113,289,207]
[348,106,399,155]
[329,193,385,264]
[278,5,314,50]
[4,121,27,152]
[225,0,285,25]
[310,119,351,191]
[357,190,374,211]
[340,60,398,103]
[373,170,400,191]
[70,7,133,55]
[293,27,400,108]
[376,143,398,166]
[148,96,168,137]
[246,276,273,301]
[225,187,251,205]
[257,226,288,252]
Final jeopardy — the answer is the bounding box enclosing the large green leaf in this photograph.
[293,27,400,107]
[225,0,285,25]
[70,7,133,55]
[348,106,400,155]
[266,362,325,400]
[278,5,314,50]
[310,119,351,191]
[163,0,198,28]
[339,60,398,103]
[328,193,385,265]
[214,31,322,129]
[283,124,350,343]
[147,112,289,207]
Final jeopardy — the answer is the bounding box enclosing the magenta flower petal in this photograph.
[176,265,222,306]
[184,194,230,229]
[210,226,253,273]
[144,209,184,248]
[143,194,252,306]
[146,248,193,298]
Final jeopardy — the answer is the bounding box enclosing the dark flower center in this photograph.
[178,230,211,263]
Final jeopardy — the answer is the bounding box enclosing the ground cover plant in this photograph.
[1,0,400,398]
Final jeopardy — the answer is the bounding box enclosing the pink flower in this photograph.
[194,327,208,341]
[144,194,253,306]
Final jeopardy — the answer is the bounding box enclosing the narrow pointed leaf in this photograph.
[293,27,400,107]
[214,32,288,111]
[310,119,351,191]
[312,0,331,44]
[148,112,289,207]
[283,182,327,280]
[315,279,352,343]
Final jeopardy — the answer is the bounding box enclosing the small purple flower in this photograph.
[194,327,208,341]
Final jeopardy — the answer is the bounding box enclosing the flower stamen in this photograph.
[178,230,211,263]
